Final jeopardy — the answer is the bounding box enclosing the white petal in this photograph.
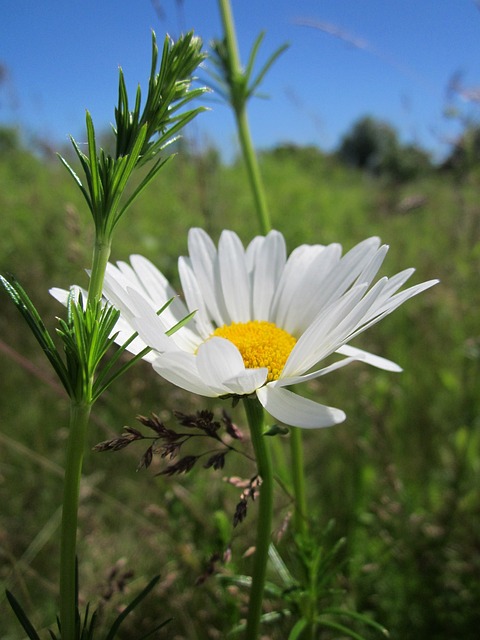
[129,254,188,322]
[356,244,389,286]
[129,295,178,354]
[282,284,368,377]
[278,239,381,336]
[196,337,247,394]
[272,243,331,332]
[368,278,439,321]
[195,337,268,396]
[356,268,415,320]
[310,237,381,309]
[188,227,227,326]
[152,351,218,397]
[346,278,439,343]
[50,286,84,306]
[178,256,214,338]
[111,315,153,360]
[336,344,402,372]
[278,243,343,334]
[103,267,148,326]
[223,367,268,395]
[297,278,389,366]
[277,355,362,386]
[325,277,390,347]
[245,235,264,270]
[251,230,287,320]
[125,286,202,355]
[218,230,251,322]
[256,385,346,428]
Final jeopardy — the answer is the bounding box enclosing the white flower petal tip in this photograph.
[49,287,70,305]
[336,345,403,372]
[50,286,86,307]
[256,385,346,429]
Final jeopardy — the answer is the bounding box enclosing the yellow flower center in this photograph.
[212,320,296,382]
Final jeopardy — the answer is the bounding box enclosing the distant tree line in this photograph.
[269,115,480,182]
[336,115,432,181]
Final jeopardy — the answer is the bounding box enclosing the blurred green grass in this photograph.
[0,135,479,639]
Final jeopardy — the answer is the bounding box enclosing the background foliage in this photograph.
[0,122,479,638]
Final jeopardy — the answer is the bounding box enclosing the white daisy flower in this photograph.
[51,228,438,428]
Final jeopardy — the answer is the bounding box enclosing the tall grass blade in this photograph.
[104,575,161,640]
[5,590,41,640]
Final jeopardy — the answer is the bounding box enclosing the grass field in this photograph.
[0,134,479,638]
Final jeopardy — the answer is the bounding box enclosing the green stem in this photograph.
[290,427,308,536]
[218,0,309,540]
[243,397,273,640]
[59,400,92,640]
[218,0,242,80]
[235,107,271,235]
[87,238,112,305]
[218,0,271,235]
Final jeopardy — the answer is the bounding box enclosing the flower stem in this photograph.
[87,238,112,305]
[290,427,308,536]
[59,400,92,640]
[217,0,271,235]
[235,108,271,235]
[243,396,273,640]
[218,0,309,541]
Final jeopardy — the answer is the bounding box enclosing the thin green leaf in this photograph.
[321,608,389,636]
[137,617,173,639]
[65,136,95,215]
[166,87,211,116]
[166,309,196,336]
[68,134,91,177]
[92,346,150,402]
[316,617,368,640]
[248,43,289,98]
[92,298,180,400]
[244,31,266,84]
[268,543,297,588]
[85,112,102,213]
[107,125,148,232]
[287,618,308,640]
[227,609,292,636]
[56,153,85,191]
[5,590,41,640]
[1,275,72,394]
[115,156,171,222]
[104,575,161,640]
[155,106,208,148]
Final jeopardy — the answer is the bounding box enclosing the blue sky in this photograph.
[1,0,480,161]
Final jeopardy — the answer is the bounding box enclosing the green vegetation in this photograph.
[1,127,479,638]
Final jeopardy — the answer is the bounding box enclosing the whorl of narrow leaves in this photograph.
[0,276,131,403]
[208,32,288,113]
[58,31,208,239]
[115,31,207,163]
